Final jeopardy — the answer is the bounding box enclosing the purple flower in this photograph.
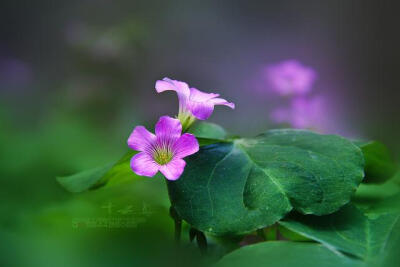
[127,116,199,180]
[155,78,235,130]
[271,95,332,132]
[265,60,317,96]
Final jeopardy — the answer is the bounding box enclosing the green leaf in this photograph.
[167,129,364,236]
[56,151,141,193]
[56,163,114,193]
[360,192,400,215]
[279,202,400,262]
[215,241,363,267]
[189,122,229,147]
[188,122,227,140]
[393,171,400,186]
[352,181,400,209]
[278,224,311,241]
[100,151,145,187]
[381,210,400,267]
[355,140,397,184]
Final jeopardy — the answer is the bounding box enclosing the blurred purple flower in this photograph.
[271,95,332,132]
[0,58,32,88]
[127,116,199,181]
[265,60,317,96]
[155,77,234,130]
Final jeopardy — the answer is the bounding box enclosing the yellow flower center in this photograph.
[153,148,174,165]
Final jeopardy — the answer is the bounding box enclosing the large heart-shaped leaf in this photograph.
[167,129,364,236]
[279,200,400,262]
[215,241,363,267]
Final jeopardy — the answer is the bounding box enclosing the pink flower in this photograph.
[271,95,332,132]
[127,116,199,180]
[155,77,235,130]
[265,60,317,96]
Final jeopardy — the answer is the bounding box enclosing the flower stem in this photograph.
[276,224,283,240]
[178,112,196,132]
[189,227,208,255]
[256,228,266,241]
[196,230,207,255]
[174,219,182,244]
[265,224,277,240]
[189,227,197,242]
[169,206,182,244]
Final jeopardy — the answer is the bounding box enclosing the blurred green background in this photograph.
[0,0,399,266]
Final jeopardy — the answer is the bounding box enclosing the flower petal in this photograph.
[266,60,317,95]
[209,98,235,109]
[189,87,219,102]
[130,152,160,177]
[155,77,190,98]
[189,101,215,120]
[173,133,199,158]
[155,116,182,139]
[159,158,186,180]
[127,126,156,151]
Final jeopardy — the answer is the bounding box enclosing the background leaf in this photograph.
[188,122,227,140]
[280,200,400,262]
[57,151,159,192]
[167,129,364,236]
[352,181,400,209]
[215,241,363,267]
[355,141,397,184]
[56,163,114,193]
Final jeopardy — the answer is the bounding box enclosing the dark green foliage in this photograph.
[355,141,397,183]
[167,129,364,236]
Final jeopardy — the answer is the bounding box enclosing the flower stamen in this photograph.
[153,147,174,165]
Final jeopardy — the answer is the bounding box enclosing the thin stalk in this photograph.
[256,228,266,241]
[196,230,208,255]
[169,206,182,245]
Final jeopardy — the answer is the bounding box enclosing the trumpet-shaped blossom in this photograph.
[127,116,199,180]
[265,60,317,96]
[155,77,235,130]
